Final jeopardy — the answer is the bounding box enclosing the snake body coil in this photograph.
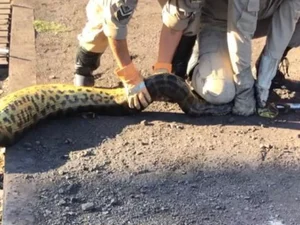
[0,74,232,147]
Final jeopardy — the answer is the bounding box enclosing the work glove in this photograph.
[152,62,172,75]
[255,53,280,108]
[232,67,256,116]
[115,62,152,110]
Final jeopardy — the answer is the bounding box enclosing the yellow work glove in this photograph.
[115,62,152,110]
[152,62,172,75]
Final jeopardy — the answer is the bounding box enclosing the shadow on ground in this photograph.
[5,108,300,174]
[9,164,300,225]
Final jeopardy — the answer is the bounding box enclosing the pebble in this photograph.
[58,170,66,175]
[102,210,110,215]
[44,209,52,216]
[140,120,150,126]
[49,75,57,79]
[60,154,70,160]
[81,202,95,211]
[109,198,121,207]
[65,183,77,193]
[297,134,300,139]
[64,138,73,144]
[58,199,67,206]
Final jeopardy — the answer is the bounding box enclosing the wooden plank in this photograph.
[0,20,9,25]
[0,14,9,19]
[0,4,11,9]
[0,37,8,43]
[0,31,8,37]
[0,0,11,3]
[0,25,8,31]
[0,9,10,14]
[6,4,36,92]
[3,3,37,224]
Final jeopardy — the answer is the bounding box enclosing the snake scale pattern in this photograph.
[0,74,232,147]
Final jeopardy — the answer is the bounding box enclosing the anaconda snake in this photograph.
[0,74,232,147]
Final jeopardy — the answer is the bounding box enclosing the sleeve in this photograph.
[103,0,138,40]
[264,0,300,59]
[226,0,259,74]
[162,0,202,32]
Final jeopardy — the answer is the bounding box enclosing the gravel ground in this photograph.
[1,0,300,224]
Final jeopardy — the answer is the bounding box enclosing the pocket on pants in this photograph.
[236,0,259,34]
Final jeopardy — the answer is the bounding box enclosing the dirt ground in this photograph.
[1,0,300,224]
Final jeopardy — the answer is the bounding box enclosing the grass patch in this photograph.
[33,20,70,34]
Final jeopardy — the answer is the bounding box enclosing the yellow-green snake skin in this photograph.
[0,74,232,147]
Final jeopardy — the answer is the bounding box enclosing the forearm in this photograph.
[157,24,183,63]
[108,37,132,68]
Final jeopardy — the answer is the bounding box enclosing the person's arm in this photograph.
[256,0,300,107]
[103,2,152,110]
[153,0,200,73]
[226,0,259,116]
[107,38,131,68]
[156,24,183,68]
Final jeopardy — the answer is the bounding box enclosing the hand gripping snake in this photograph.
[0,74,232,147]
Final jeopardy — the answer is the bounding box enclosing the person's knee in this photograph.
[191,55,235,104]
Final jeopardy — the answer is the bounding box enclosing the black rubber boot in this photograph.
[171,35,197,79]
[74,47,102,87]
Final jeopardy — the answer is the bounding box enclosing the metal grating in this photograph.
[0,0,11,81]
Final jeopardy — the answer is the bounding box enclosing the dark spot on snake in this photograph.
[41,95,46,103]
[34,93,40,100]
[3,107,10,114]
[27,105,33,112]
[49,96,56,102]
[68,90,75,94]
[104,100,110,104]
[21,96,27,102]
[5,126,13,134]
[26,95,31,101]
[77,88,82,92]
[67,96,79,104]
[61,100,67,106]
[51,105,56,111]
[3,117,11,124]
[41,90,47,95]
[48,90,54,94]
[65,95,70,100]
[86,89,92,93]
[46,103,51,110]
[16,122,23,129]
[55,95,61,100]
[110,96,114,100]
[20,110,26,123]
[9,104,16,111]
[41,109,47,116]
[80,94,89,103]
[58,90,65,94]
[32,101,40,112]
[99,91,103,94]
[10,114,16,123]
